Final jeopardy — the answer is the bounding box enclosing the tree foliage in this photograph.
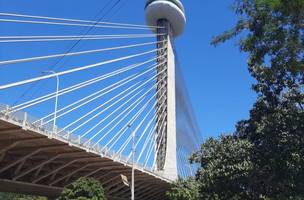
[216,0,304,199]
[211,0,304,198]
[168,0,303,199]
[58,177,107,200]
[0,192,46,200]
[166,178,199,200]
[190,136,254,200]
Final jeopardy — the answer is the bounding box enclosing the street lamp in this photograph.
[42,70,59,138]
[127,124,135,200]
[131,129,135,200]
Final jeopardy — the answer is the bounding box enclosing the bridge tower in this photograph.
[145,0,186,181]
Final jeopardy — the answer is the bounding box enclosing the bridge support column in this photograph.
[156,19,177,181]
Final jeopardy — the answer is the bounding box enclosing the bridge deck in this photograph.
[0,114,169,200]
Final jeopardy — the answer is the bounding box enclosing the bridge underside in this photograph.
[0,119,169,200]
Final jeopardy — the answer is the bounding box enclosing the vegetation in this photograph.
[0,178,106,200]
[167,0,304,199]
[166,178,200,200]
[58,177,107,200]
[0,193,46,200]
[190,136,254,199]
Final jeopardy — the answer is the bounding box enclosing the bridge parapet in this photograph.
[0,103,171,199]
[0,104,169,178]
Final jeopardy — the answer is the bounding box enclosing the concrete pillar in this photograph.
[156,19,178,181]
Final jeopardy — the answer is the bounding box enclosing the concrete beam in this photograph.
[0,144,66,174]
[33,156,92,184]
[13,151,83,181]
[0,137,45,155]
[0,179,62,198]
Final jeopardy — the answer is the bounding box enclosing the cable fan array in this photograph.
[0,12,169,172]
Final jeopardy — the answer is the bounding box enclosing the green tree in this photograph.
[191,136,254,200]
[212,0,304,199]
[166,178,199,200]
[168,0,303,199]
[58,177,107,200]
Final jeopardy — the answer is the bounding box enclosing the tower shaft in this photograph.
[156,19,178,180]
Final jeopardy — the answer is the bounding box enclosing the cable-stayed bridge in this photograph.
[0,1,201,199]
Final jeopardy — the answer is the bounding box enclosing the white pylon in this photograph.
[145,0,186,181]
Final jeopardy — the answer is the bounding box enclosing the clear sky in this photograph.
[0,0,257,141]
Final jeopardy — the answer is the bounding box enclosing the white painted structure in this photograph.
[145,0,186,181]
[145,0,186,37]
[0,1,201,199]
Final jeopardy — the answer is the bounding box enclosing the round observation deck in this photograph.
[145,0,186,37]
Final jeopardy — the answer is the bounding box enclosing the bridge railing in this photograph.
[0,103,166,180]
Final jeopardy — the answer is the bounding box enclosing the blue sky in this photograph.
[0,0,257,141]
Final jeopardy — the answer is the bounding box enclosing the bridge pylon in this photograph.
[145,0,186,181]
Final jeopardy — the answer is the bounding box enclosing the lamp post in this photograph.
[42,70,59,138]
[131,129,135,200]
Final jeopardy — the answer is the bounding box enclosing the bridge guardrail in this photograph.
[0,103,163,180]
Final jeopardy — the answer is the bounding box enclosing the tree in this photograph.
[58,177,107,200]
[212,0,304,198]
[191,136,254,200]
[168,0,303,199]
[166,178,199,200]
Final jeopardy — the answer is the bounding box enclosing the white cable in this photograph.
[85,67,166,140]
[151,121,167,170]
[64,66,167,137]
[136,96,167,163]
[38,62,157,124]
[0,18,155,30]
[88,90,153,147]
[60,83,142,136]
[125,102,157,162]
[106,95,165,156]
[0,35,159,43]
[71,85,144,137]
[180,149,191,177]
[0,12,161,29]
[143,114,167,168]
[126,89,167,161]
[139,122,157,165]
[55,63,164,134]
[104,126,129,152]
[136,121,156,163]
[41,59,165,125]
[0,34,163,39]
[95,95,157,151]
[103,87,166,153]
[12,55,164,112]
[141,78,168,166]
[152,114,168,169]
[92,100,156,149]
[118,73,166,164]
[0,48,164,90]
[85,81,157,144]
[0,41,166,66]
[42,75,142,126]
[36,72,138,124]
[117,133,133,156]
[88,87,147,147]
[63,65,167,138]
[10,56,161,113]
[143,131,156,167]
[144,112,167,168]
[104,79,167,156]
[176,150,186,178]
